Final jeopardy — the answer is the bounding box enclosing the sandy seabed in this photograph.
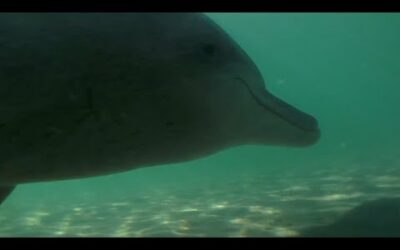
[1,159,399,237]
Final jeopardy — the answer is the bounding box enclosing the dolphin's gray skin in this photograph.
[0,13,320,204]
[301,198,400,237]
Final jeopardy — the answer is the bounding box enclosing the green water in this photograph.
[1,13,400,237]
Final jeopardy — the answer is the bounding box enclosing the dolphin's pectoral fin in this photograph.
[0,185,16,205]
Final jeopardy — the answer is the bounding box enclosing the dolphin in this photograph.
[0,13,320,205]
[301,198,400,237]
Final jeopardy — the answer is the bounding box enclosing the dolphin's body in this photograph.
[0,13,320,204]
[301,198,400,237]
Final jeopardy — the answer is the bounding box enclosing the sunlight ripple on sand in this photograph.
[24,210,50,226]
[373,176,399,183]
[210,201,229,210]
[54,215,73,236]
[283,185,310,192]
[249,206,281,215]
[272,227,299,237]
[113,215,136,237]
[313,192,364,201]
[372,176,400,188]
[178,219,191,232]
[111,202,130,207]
[230,217,247,225]
[321,175,353,182]
[73,207,83,214]
[179,207,200,212]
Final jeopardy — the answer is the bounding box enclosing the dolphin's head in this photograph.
[207,54,321,147]
[128,13,320,148]
[161,14,320,147]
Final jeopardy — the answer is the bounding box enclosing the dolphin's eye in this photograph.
[201,43,217,57]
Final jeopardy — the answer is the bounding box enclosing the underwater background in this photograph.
[1,13,400,237]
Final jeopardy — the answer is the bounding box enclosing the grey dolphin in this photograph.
[301,198,400,237]
[0,13,320,204]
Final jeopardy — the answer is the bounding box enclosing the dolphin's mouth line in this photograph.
[234,76,319,132]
